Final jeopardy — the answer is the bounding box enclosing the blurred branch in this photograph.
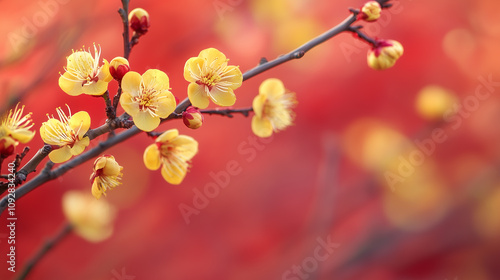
[15,223,72,280]
[0,0,392,215]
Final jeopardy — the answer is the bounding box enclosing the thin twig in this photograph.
[15,223,72,280]
[201,108,253,118]
[118,0,131,59]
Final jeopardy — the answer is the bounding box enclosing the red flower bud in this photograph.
[129,8,150,35]
[182,106,204,129]
[109,57,130,81]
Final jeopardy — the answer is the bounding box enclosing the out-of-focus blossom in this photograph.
[1,103,35,144]
[358,1,381,22]
[90,155,123,199]
[367,39,404,70]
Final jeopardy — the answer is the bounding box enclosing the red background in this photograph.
[1,0,500,279]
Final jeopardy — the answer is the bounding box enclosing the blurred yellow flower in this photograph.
[120,69,176,132]
[416,85,457,120]
[358,1,381,22]
[143,129,198,184]
[367,39,404,70]
[90,155,123,199]
[184,48,242,109]
[62,190,116,242]
[58,44,112,96]
[252,78,297,138]
[40,106,91,163]
[1,103,35,144]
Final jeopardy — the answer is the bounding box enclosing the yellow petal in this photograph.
[102,158,121,176]
[221,66,243,89]
[198,48,227,69]
[59,72,83,96]
[121,71,142,97]
[208,87,236,107]
[82,79,109,96]
[170,135,199,159]
[133,111,160,132]
[99,59,113,83]
[69,111,91,138]
[120,92,140,117]
[143,144,161,170]
[184,57,204,82]
[91,179,103,200]
[252,94,267,119]
[161,163,186,185]
[94,156,108,170]
[251,116,273,138]
[142,69,169,91]
[155,92,176,118]
[67,51,93,70]
[70,136,89,156]
[157,129,179,142]
[259,78,285,99]
[49,146,73,163]
[11,130,35,144]
[40,119,65,145]
[188,83,210,109]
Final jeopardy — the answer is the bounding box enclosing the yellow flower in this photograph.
[58,44,112,96]
[367,39,404,70]
[62,190,116,242]
[252,78,297,138]
[184,48,243,109]
[358,1,381,22]
[40,106,91,163]
[90,155,123,199]
[143,129,198,184]
[120,69,176,132]
[1,103,35,144]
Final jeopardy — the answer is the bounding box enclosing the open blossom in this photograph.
[91,155,123,199]
[143,129,198,184]
[62,190,116,242]
[184,48,243,109]
[1,103,35,144]
[367,39,404,70]
[120,69,176,132]
[59,44,112,96]
[40,106,91,163]
[252,78,297,138]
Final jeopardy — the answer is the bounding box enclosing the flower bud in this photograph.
[128,8,150,35]
[358,1,381,22]
[0,136,17,158]
[367,39,404,70]
[182,106,204,129]
[109,57,130,81]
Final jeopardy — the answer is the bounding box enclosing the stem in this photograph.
[15,223,72,280]
[0,0,392,215]
[201,107,253,118]
[119,0,131,59]
[349,26,378,47]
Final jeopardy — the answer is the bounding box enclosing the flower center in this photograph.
[199,72,221,88]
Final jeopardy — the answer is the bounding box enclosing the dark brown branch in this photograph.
[201,107,253,118]
[15,223,72,280]
[0,0,392,215]
[118,0,131,59]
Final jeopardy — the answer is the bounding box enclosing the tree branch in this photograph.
[201,107,253,118]
[0,0,392,215]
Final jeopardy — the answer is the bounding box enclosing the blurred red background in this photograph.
[1,0,500,279]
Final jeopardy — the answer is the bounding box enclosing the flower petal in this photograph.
[143,144,161,170]
[183,57,204,82]
[91,179,103,200]
[121,71,142,97]
[70,136,89,156]
[10,130,35,144]
[252,94,267,119]
[155,92,176,118]
[220,65,243,89]
[251,116,273,138]
[133,111,160,132]
[188,83,210,109]
[120,92,140,117]
[102,158,121,176]
[142,69,169,91]
[49,146,73,163]
[161,163,186,185]
[59,73,83,96]
[199,48,227,69]
[69,111,91,138]
[259,78,285,99]
[82,79,109,96]
[170,135,199,160]
[157,129,179,142]
[99,59,113,83]
[208,87,236,107]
